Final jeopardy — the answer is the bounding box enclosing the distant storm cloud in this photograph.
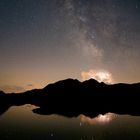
[81,69,114,84]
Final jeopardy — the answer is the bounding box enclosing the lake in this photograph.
[0,104,140,140]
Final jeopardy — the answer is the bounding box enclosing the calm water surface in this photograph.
[0,105,140,140]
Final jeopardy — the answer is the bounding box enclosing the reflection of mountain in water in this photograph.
[0,79,140,117]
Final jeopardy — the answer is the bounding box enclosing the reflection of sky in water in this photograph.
[0,105,140,140]
[80,113,117,125]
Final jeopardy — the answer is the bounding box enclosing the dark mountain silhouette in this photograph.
[0,78,140,117]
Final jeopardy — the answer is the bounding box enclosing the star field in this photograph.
[0,0,140,92]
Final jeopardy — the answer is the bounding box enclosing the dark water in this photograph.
[0,105,140,140]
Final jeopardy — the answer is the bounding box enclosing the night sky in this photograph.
[0,0,140,93]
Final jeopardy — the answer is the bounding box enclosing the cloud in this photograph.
[81,69,114,84]
[0,83,35,93]
[0,85,25,93]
